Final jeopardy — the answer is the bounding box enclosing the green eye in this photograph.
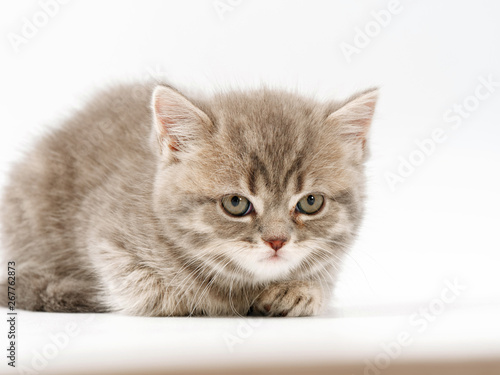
[222,195,253,217]
[296,194,324,215]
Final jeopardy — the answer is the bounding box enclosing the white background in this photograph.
[1,1,499,373]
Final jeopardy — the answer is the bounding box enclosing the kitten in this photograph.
[0,83,377,316]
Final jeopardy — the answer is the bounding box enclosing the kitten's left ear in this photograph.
[152,85,212,159]
[327,88,378,159]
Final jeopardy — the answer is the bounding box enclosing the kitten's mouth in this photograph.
[265,253,284,262]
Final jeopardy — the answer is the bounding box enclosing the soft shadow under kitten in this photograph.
[0,83,378,316]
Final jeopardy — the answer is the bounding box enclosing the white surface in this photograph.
[0,307,500,374]
[2,305,500,374]
[1,0,500,373]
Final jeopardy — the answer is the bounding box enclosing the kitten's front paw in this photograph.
[249,281,323,317]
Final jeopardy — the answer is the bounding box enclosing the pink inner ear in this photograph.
[342,113,374,151]
[152,86,213,155]
[333,89,378,150]
[154,100,173,134]
[154,99,183,152]
[354,108,375,150]
[168,140,180,152]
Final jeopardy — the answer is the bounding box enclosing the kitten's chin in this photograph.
[246,253,300,283]
[228,244,308,283]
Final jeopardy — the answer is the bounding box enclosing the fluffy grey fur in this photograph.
[0,83,378,316]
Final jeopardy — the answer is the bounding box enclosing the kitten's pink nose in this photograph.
[263,237,288,251]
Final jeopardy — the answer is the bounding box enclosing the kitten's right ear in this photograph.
[152,86,212,158]
[326,88,378,161]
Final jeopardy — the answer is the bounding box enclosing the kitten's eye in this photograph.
[221,195,253,217]
[296,194,324,215]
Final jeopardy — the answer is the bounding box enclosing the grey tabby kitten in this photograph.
[0,83,377,316]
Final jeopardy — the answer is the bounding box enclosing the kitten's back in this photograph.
[1,83,155,311]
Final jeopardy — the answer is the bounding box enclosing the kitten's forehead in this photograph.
[209,89,320,141]
[204,91,324,194]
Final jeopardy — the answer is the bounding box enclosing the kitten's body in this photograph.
[1,83,377,316]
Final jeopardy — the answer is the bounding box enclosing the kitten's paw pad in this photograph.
[250,282,322,317]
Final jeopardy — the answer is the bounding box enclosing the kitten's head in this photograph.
[151,85,377,285]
